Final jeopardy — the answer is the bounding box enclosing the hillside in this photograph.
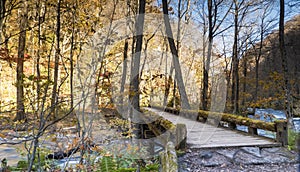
[243,14,300,111]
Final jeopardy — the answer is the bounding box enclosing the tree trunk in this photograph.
[201,13,207,111]
[50,0,61,119]
[0,0,6,42]
[163,49,174,107]
[36,1,41,111]
[15,1,28,121]
[254,58,259,103]
[70,4,76,112]
[176,0,182,60]
[162,0,188,108]
[242,57,247,106]
[120,38,128,106]
[129,0,145,139]
[163,40,170,107]
[0,0,6,112]
[162,0,190,110]
[254,18,265,104]
[28,138,39,172]
[279,0,294,129]
[129,0,145,112]
[201,0,213,111]
[231,0,239,114]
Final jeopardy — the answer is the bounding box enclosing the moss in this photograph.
[17,160,28,169]
[141,108,175,136]
[176,150,186,157]
[152,105,277,132]
[7,160,29,171]
[288,129,300,150]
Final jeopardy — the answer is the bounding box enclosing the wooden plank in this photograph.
[147,108,281,148]
[190,142,281,148]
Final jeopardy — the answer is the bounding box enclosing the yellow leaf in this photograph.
[0,133,6,138]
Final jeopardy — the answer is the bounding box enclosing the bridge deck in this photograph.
[147,108,281,148]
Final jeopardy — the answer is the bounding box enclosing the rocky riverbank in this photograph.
[178,146,299,172]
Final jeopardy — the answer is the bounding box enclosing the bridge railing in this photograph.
[150,105,288,146]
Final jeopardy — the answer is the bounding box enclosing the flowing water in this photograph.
[236,108,300,138]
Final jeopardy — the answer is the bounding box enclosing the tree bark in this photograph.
[162,0,190,110]
[129,0,145,112]
[164,0,188,108]
[50,0,61,119]
[36,1,41,111]
[201,0,213,111]
[163,44,174,107]
[15,1,28,121]
[242,55,247,106]
[279,0,294,129]
[70,3,76,112]
[231,0,239,114]
[129,0,145,139]
[0,0,6,42]
[200,5,207,110]
[120,38,128,106]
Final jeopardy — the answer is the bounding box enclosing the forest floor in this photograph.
[0,108,123,167]
[178,146,299,172]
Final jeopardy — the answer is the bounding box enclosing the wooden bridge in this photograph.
[146,107,283,149]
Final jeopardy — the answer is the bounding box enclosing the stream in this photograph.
[236,108,300,138]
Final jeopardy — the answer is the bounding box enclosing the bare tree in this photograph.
[252,1,277,104]
[194,0,232,110]
[230,0,257,113]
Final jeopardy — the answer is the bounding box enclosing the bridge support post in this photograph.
[248,127,258,135]
[175,123,187,150]
[275,120,288,146]
[228,122,237,129]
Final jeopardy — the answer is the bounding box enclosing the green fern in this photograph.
[99,156,117,172]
